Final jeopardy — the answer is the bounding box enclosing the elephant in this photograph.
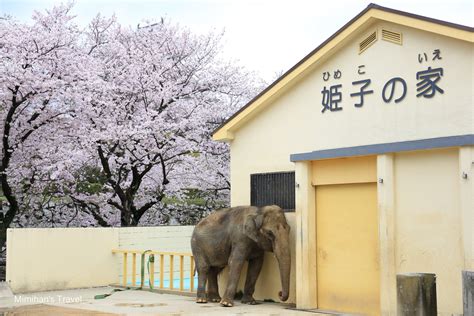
[191,205,291,307]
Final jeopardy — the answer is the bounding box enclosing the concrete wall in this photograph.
[6,220,291,302]
[459,146,474,270]
[117,226,195,283]
[6,224,290,301]
[6,226,194,293]
[6,228,119,293]
[394,148,464,315]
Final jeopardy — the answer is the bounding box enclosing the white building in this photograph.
[213,4,473,315]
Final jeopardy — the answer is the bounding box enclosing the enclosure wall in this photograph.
[6,226,195,293]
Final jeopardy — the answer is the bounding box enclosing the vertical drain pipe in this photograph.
[397,273,437,316]
[463,271,474,316]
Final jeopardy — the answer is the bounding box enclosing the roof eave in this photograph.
[212,3,474,142]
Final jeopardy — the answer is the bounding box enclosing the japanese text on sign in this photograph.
[320,49,444,113]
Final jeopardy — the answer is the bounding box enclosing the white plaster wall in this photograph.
[228,21,472,310]
[230,21,472,207]
[393,148,463,315]
[458,146,474,271]
[118,226,194,250]
[471,154,474,269]
[6,226,196,293]
[6,228,119,293]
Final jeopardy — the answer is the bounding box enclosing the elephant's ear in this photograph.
[244,213,264,243]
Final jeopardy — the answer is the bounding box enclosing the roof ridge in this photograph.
[368,3,473,31]
[212,3,473,139]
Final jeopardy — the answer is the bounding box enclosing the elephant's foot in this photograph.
[220,298,234,307]
[208,293,221,302]
[196,297,208,303]
[241,295,258,305]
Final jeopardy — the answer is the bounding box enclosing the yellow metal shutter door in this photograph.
[316,182,380,315]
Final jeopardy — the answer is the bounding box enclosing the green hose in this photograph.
[95,250,155,299]
[140,250,153,289]
[147,254,155,290]
[94,288,125,300]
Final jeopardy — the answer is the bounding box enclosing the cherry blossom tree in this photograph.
[70,17,257,226]
[0,3,93,245]
[0,4,261,239]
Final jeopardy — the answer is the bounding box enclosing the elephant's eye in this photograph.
[264,230,275,240]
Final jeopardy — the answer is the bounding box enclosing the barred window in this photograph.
[250,171,295,211]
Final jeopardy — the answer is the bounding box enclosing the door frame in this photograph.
[295,155,397,314]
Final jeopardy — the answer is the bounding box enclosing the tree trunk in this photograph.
[0,173,19,249]
[120,202,133,227]
[0,90,21,248]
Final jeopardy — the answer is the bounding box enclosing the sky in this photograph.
[1,0,472,81]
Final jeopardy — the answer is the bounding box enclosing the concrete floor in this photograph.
[0,287,333,315]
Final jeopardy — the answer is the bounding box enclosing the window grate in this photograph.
[381,29,402,45]
[251,171,295,211]
[359,31,377,54]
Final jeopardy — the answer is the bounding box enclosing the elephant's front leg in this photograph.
[241,255,264,304]
[220,252,245,307]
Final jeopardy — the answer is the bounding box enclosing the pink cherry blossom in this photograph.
[0,3,262,241]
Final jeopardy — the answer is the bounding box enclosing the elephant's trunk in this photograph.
[274,228,291,302]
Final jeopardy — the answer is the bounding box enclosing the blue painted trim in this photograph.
[290,135,474,162]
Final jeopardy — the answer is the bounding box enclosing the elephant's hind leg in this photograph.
[207,267,222,302]
[196,266,209,303]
